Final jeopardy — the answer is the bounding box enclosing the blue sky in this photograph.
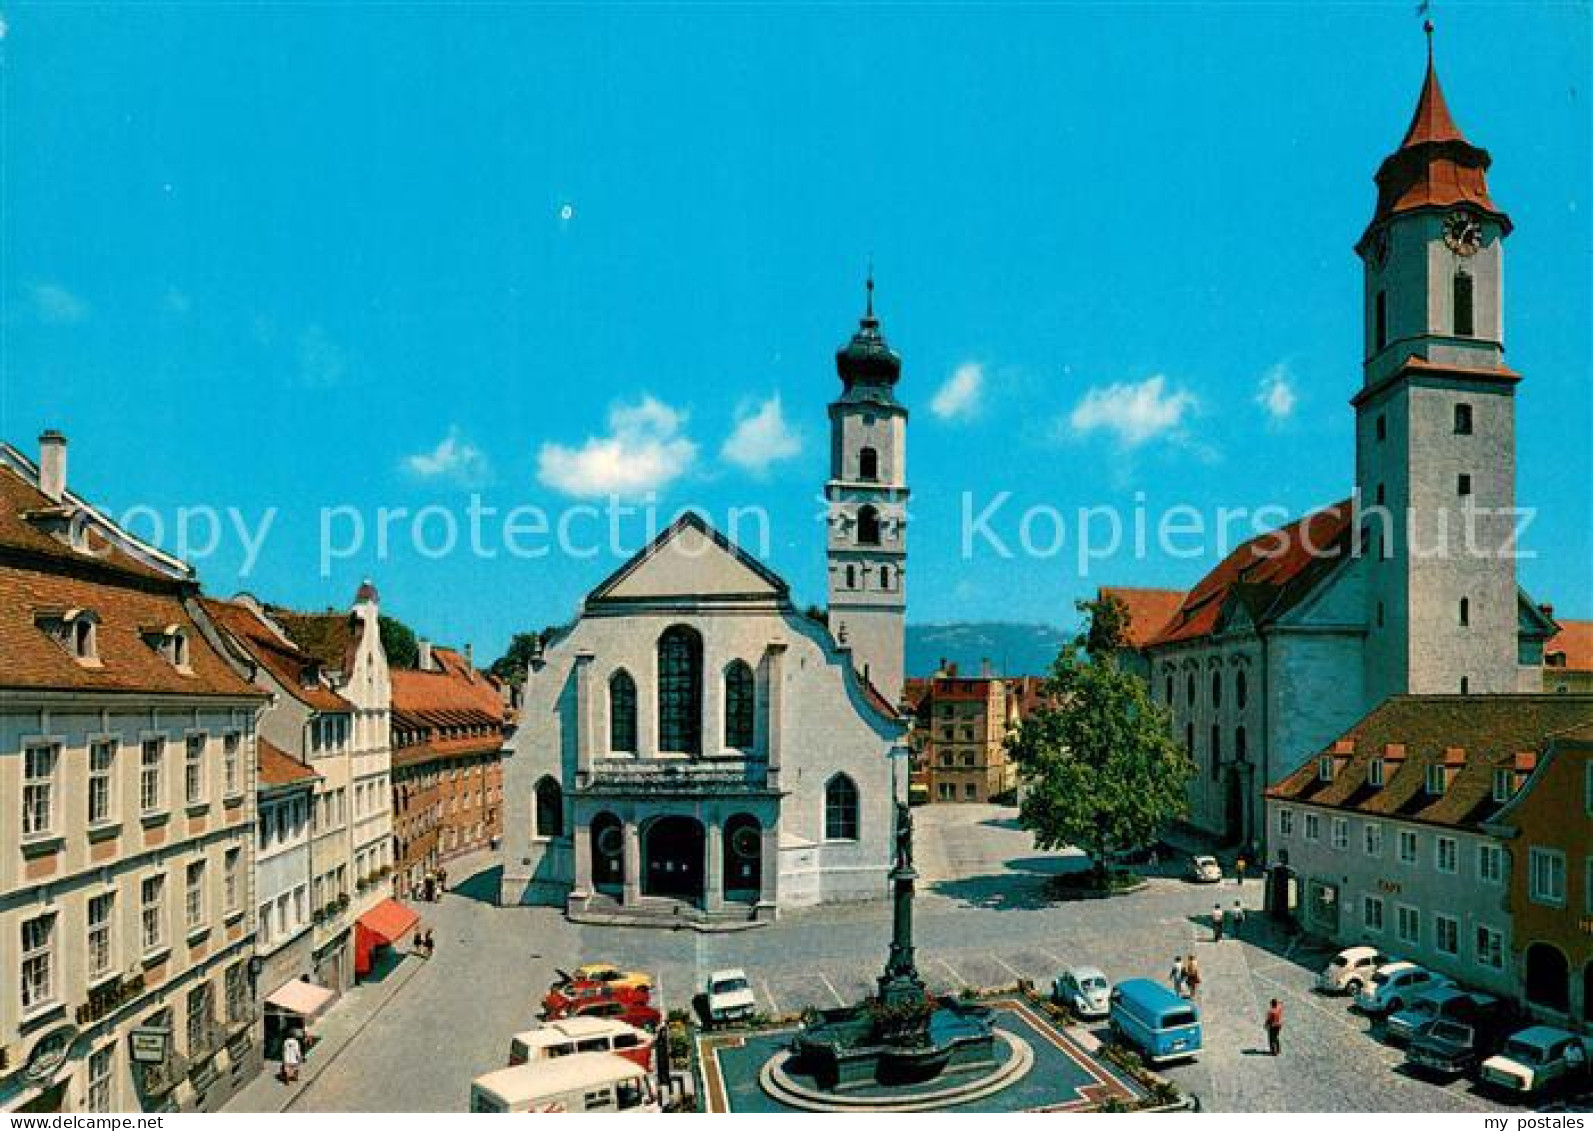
[1,3,1588,660]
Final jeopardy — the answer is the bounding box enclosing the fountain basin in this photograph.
[789,998,999,1091]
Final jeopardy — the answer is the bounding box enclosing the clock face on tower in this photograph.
[1443,209,1483,257]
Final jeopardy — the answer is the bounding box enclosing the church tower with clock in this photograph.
[1354,25,1522,702]
[826,275,909,707]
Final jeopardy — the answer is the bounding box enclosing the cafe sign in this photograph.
[24,1024,78,1084]
[128,1026,170,1065]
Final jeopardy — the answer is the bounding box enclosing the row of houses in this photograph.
[0,433,507,1114]
[904,662,1042,805]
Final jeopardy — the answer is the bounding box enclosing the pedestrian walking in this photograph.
[281,1031,304,1084]
[1184,956,1202,999]
[438,867,448,893]
[1169,955,1186,997]
[1235,857,1247,886]
[1212,903,1225,941]
[1264,998,1284,1055]
[1231,900,1246,939]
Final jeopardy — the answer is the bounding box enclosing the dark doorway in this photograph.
[724,814,762,902]
[1524,942,1569,1013]
[1225,767,1245,846]
[643,816,705,902]
[591,811,625,896]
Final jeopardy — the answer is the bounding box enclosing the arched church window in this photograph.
[1210,725,1221,780]
[1459,597,1470,627]
[1186,674,1196,708]
[1374,291,1388,351]
[857,505,881,546]
[724,661,755,752]
[824,774,859,841]
[657,625,703,754]
[609,670,637,753]
[1211,670,1222,709]
[859,447,879,482]
[1235,725,1248,765]
[1236,670,1248,709]
[1454,403,1474,435]
[534,776,564,838]
[1453,271,1474,337]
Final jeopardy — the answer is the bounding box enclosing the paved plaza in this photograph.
[228,807,1522,1114]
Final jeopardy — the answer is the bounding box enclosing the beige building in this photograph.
[0,433,267,1113]
[908,665,1026,804]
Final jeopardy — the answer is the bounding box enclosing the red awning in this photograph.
[357,898,420,945]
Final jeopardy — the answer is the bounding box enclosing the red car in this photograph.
[560,997,662,1033]
[541,980,651,1020]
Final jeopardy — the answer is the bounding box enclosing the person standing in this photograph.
[281,1031,304,1084]
[1212,903,1225,941]
[1236,857,1247,886]
[1231,900,1246,939]
[1264,999,1284,1055]
[1169,955,1186,997]
[1184,956,1202,1000]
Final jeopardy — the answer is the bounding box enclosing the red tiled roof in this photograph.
[1400,52,1465,149]
[1099,586,1186,650]
[258,737,320,788]
[271,607,358,674]
[1266,694,1593,831]
[1147,501,1353,648]
[392,646,507,761]
[204,598,353,712]
[1545,620,1593,672]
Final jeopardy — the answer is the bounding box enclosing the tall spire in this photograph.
[1400,19,1465,149]
[835,264,901,391]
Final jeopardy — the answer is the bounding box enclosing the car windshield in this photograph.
[1429,1021,1471,1044]
[714,978,749,994]
[1081,977,1107,992]
[1503,1039,1543,1065]
[1371,971,1393,987]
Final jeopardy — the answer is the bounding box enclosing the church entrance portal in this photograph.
[643,816,706,902]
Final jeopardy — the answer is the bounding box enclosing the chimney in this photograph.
[1539,603,1555,622]
[980,656,994,678]
[417,638,433,671]
[464,643,475,681]
[38,431,67,503]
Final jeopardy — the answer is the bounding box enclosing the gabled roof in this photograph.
[204,597,353,712]
[1545,619,1593,671]
[1099,586,1186,650]
[258,737,320,790]
[391,644,506,764]
[584,511,790,611]
[1266,694,1593,831]
[271,607,358,675]
[1147,501,1354,648]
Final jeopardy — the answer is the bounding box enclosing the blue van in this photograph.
[1108,978,1202,1064]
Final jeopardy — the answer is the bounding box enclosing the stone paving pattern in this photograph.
[227,811,1523,1113]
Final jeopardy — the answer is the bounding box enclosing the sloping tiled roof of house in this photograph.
[0,463,261,699]
[392,645,506,768]
[1545,620,1593,671]
[1099,586,1187,650]
[204,597,353,712]
[1148,501,1354,648]
[271,608,358,674]
[1266,694,1593,831]
[258,736,320,789]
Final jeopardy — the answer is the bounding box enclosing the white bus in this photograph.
[470,1052,661,1113]
[507,1018,655,1071]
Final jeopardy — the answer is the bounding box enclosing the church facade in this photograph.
[498,290,911,925]
[1111,36,1558,850]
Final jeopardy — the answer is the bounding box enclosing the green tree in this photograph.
[490,630,550,684]
[379,615,419,669]
[1084,591,1132,659]
[1008,598,1193,878]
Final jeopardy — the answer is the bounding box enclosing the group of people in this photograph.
[419,866,449,903]
[414,928,437,957]
[1212,900,1245,941]
[1169,954,1203,998]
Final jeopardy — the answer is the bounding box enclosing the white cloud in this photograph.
[538,395,698,499]
[31,282,88,324]
[402,427,490,487]
[720,395,801,476]
[930,362,985,422]
[1066,374,1197,449]
[1255,362,1298,423]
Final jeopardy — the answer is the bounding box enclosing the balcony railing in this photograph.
[583,759,771,796]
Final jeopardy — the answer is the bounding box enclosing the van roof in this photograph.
[473,1052,645,1098]
[513,1017,642,1045]
[1115,978,1189,1010]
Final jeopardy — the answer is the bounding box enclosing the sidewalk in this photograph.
[227,952,427,1113]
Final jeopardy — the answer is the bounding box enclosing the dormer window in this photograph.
[1369,758,1385,787]
[1317,755,1334,783]
[38,608,101,666]
[1425,764,1446,796]
[1492,768,1515,803]
[141,625,192,672]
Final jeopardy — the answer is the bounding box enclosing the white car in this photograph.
[1480,1026,1591,1097]
[1354,961,1451,1015]
[1187,856,1223,884]
[1317,946,1388,996]
[704,968,756,1025]
[1052,967,1113,1019]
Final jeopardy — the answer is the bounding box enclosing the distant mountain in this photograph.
[906,622,1068,679]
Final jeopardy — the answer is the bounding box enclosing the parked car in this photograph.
[1316,946,1388,996]
[560,997,663,1032]
[704,969,757,1025]
[1480,1026,1592,1098]
[544,981,649,1025]
[1386,987,1505,1044]
[508,1018,656,1071]
[554,962,654,994]
[1186,855,1223,883]
[1354,961,1451,1015]
[471,1052,661,1113]
[1052,967,1113,1019]
[1405,1019,1504,1079]
[1108,978,1202,1065]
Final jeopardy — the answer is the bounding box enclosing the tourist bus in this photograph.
[470,1052,661,1113]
